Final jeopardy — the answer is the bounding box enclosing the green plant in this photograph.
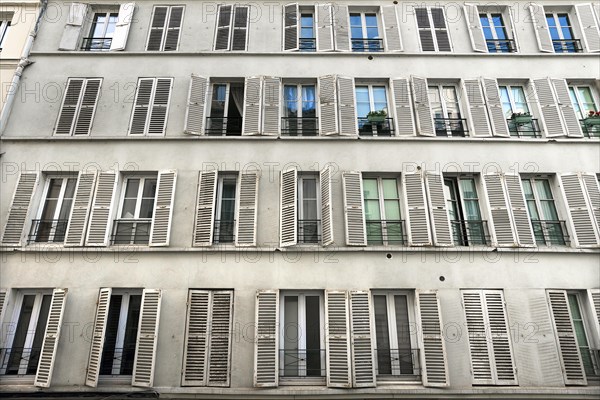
[367,110,387,118]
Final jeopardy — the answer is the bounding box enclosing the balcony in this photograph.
[80,37,112,51]
[28,219,68,244]
[375,348,421,379]
[580,119,600,138]
[351,38,383,52]
[281,117,319,136]
[298,219,321,244]
[450,220,490,246]
[486,39,517,53]
[0,347,41,375]
[213,219,235,244]
[434,118,468,137]
[507,118,542,138]
[366,220,406,245]
[111,219,151,245]
[552,39,583,53]
[531,220,570,246]
[299,37,316,52]
[279,349,326,378]
[358,117,395,137]
[583,348,600,378]
[205,117,243,136]
[100,345,137,376]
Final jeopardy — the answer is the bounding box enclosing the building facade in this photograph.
[0,0,599,398]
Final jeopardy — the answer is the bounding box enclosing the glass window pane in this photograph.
[305,296,322,376]
[373,295,391,375]
[384,200,400,220]
[364,199,381,221]
[382,179,398,198]
[283,296,299,376]
[124,179,140,198]
[363,179,378,199]
[459,179,477,199]
[534,180,553,200]
[142,179,157,198]
[522,179,534,199]
[139,199,154,219]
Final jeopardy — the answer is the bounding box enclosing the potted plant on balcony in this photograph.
[511,112,532,124]
[583,110,600,126]
[367,110,387,123]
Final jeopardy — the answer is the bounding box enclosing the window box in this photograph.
[583,117,600,126]
[367,111,387,123]
[511,114,532,124]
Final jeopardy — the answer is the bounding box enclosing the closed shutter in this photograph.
[349,290,375,387]
[34,288,68,388]
[390,78,415,136]
[320,166,334,246]
[207,291,234,386]
[132,289,162,387]
[559,173,600,247]
[463,3,487,52]
[146,6,168,50]
[184,74,209,135]
[318,75,338,135]
[149,170,177,246]
[147,78,172,136]
[325,290,351,388]
[235,171,259,246]
[58,3,88,50]
[262,76,281,135]
[482,173,517,247]
[411,76,435,136]
[85,288,112,387]
[425,172,453,246]
[163,6,184,51]
[415,8,435,51]
[1,172,39,246]
[243,76,262,135]
[337,76,357,135]
[551,78,583,137]
[462,78,492,137]
[505,173,535,247]
[85,171,118,246]
[333,4,350,51]
[214,5,232,50]
[182,290,210,386]
[55,78,84,135]
[462,290,494,384]
[415,290,449,387]
[73,79,102,136]
[231,6,249,51]
[283,3,299,51]
[581,173,600,234]
[533,78,566,137]
[110,2,135,50]
[482,78,510,137]
[547,290,587,385]
[193,171,217,246]
[316,4,334,51]
[129,78,154,135]
[588,289,600,339]
[484,291,518,385]
[529,4,554,52]
[342,171,366,246]
[381,5,402,51]
[403,171,431,246]
[431,8,451,51]
[279,167,297,247]
[575,3,600,52]
[64,171,97,246]
[253,290,279,387]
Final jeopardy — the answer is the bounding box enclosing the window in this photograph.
[363,177,404,245]
[214,5,249,51]
[297,174,321,244]
[128,78,173,136]
[350,12,382,52]
[415,8,451,52]
[521,178,568,246]
[355,84,392,136]
[206,82,244,136]
[299,12,316,51]
[567,293,597,378]
[479,13,514,52]
[428,84,466,136]
[282,82,317,136]
[569,85,599,137]
[83,11,118,50]
[499,84,540,137]
[0,19,10,50]
[113,176,157,244]
[146,6,184,51]
[54,78,103,136]
[214,174,237,244]
[444,177,487,246]
[546,13,581,52]
[30,176,77,243]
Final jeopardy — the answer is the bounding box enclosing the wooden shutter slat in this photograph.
[146,6,168,51]
[463,78,492,137]
[534,78,566,137]
[262,76,281,135]
[320,166,334,246]
[349,290,375,387]
[149,169,177,246]
[253,290,279,387]
[279,168,297,247]
[390,78,416,136]
[559,173,600,247]
[231,6,249,51]
[58,3,88,50]
[464,4,487,52]
[283,3,299,51]
[316,4,334,51]
[403,171,431,246]
[575,3,600,52]
[505,173,535,247]
[85,171,118,246]
[215,5,232,50]
[193,171,217,246]
[325,290,351,388]
[425,172,453,246]
[207,291,234,387]
[462,290,495,384]
[163,6,184,51]
[147,78,172,136]
[182,290,210,386]
[235,171,259,246]
[342,171,366,246]
[110,2,135,50]
[185,74,209,135]
[243,76,263,135]
[73,78,102,136]
[588,289,600,339]
[411,76,435,136]
[337,76,357,135]
[482,78,510,137]
[55,78,84,135]
[581,173,600,236]
[318,75,338,135]
[416,290,449,387]
[132,289,162,387]
[484,291,518,385]
[129,78,154,135]
[333,4,350,51]
[552,78,584,137]
[64,171,97,246]
[85,288,112,387]
[1,172,39,246]
[381,5,402,51]
[482,173,517,247]
[529,4,553,52]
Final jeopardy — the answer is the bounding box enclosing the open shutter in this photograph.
[0,290,7,343]
[243,76,262,135]
[184,74,208,135]
[533,78,566,137]
[390,78,415,136]
[403,171,431,246]
[64,171,97,246]
[349,291,375,387]
[582,173,600,234]
[559,173,600,247]
[235,171,259,246]
[279,167,297,247]
[484,291,518,385]
[262,76,281,135]
[482,78,510,137]
[318,75,338,135]
[215,5,232,50]
[207,291,234,386]
[320,165,334,246]
[464,3,487,52]
[482,173,517,247]
[462,290,494,385]
[55,78,84,135]
[588,289,600,339]
[316,4,334,51]
[164,6,184,51]
[283,3,299,51]
[111,2,135,50]
[529,4,553,52]
[342,171,366,246]
[146,6,167,50]
[182,290,210,386]
[85,288,112,387]
[411,76,435,137]
[129,78,154,135]
[193,171,217,246]
[547,290,587,385]
[231,6,249,51]
[381,5,402,51]
[85,171,118,246]
[34,288,68,388]
[147,78,172,136]
[508,8,520,52]
[73,79,102,136]
[325,290,351,388]
[575,3,600,52]
[463,78,492,137]
[149,169,177,246]
[254,290,279,387]
[337,76,357,135]
[551,78,584,137]
[59,3,87,50]
[332,4,350,51]
[132,289,162,387]
[425,172,453,246]
[1,171,39,246]
[505,173,535,247]
[416,290,449,387]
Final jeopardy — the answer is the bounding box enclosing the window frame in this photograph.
[569,84,598,119]
[566,291,597,378]
[444,175,486,246]
[32,175,78,243]
[414,7,453,52]
[214,173,238,244]
[545,11,579,53]
[113,175,157,245]
[0,19,11,51]
[427,83,464,137]
[297,173,322,244]
[283,82,317,119]
[499,84,531,116]
[206,81,244,136]
[355,82,391,137]
[299,8,316,51]
[362,176,403,245]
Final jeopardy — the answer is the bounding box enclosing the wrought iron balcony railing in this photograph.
[281,117,319,136]
[374,348,421,378]
[451,220,490,246]
[583,348,600,378]
[366,220,406,245]
[358,117,395,137]
[552,39,583,53]
[351,38,384,52]
[507,118,542,138]
[486,38,517,53]
[298,219,321,244]
[531,220,570,247]
[580,118,600,138]
[279,349,326,378]
[299,37,316,51]
[28,219,69,243]
[111,219,151,245]
[0,347,41,375]
[205,117,243,136]
[100,345,137,376]
[81,37,113,51]
[434,118,468,137]
[213,219,235,244]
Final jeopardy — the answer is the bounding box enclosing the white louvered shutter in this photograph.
[193,171,217,246]
[547,290,587,385]
[508,8,520,52]
[416,290,449,387]
[129,78,154,135]
[533,78,566,137]
[318,75,338,135]
[484,291,518,385]
[425,172,453,246]
[132,289,162,387]
[231,6,249,51]
[235,171,259,246]
[283,3,299,51]
[464,4,487,52]
[243,76,262,135]
[529,4,554,52]
[146,6,168,50]
[588,289,600,339]
[595,3,600,25]
[214,5,232,50]
[85,288,112,387]
[349,290,375,387]
[411,76,435,136]
[85,171,118,246]
[279,168,297,247]
[182,290,210,386]
[316,4,334,51]
[463,78,492,137]
[1,172,39,246]
[462,290,494,384]
[320,166,334,246]
[505,173,535,247]
[163,6,184,51]
[575,3,600,52]
[254,290,279,387]
[65,171,97,246]
[185,75,208,135]
[207,291,234,386]
[325,290,351,388]
[582,173,600,235]
[333,4,350,51]
[403,172,431,246]
[262,76,281,135]
[110,2,135,50]
[381,5,402,51]
[73,79,102,136]
[551,78,584,137]
[390,78,415,136]
[147,78,172,136]
[482,78,510,137]
[337,76,357,135]
[55,78,84,135]
[482,173,517,247]
[34,288,68,388]
[149,170,177,246]
[559,173,600,247]
[342,171,366,246]
[0,290,7,339]
[59,3,88,50]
